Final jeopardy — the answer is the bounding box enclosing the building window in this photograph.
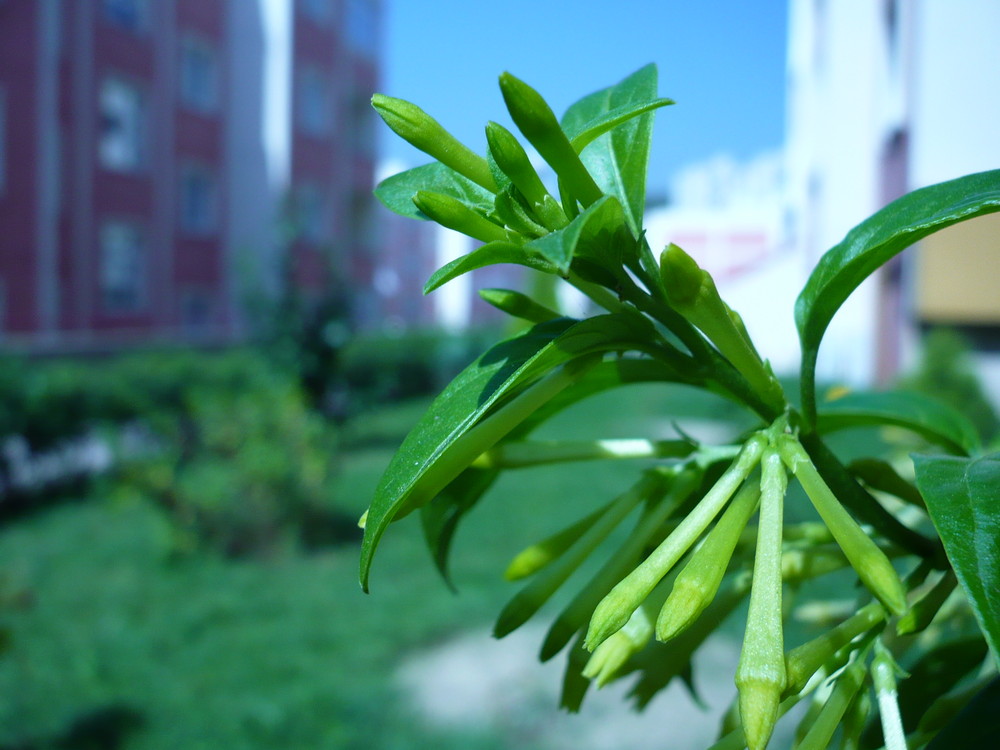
[99,77,146,172]
[181,287,215,333]
[299,0,332,24]
[102,0,149,33]
[100,221,146,312]
[179,36,218,114]
[296,67,332,136]
[345,0,378,57]
[296,184,329,243]
[178,165,218,235]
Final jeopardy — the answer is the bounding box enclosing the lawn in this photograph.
[0,381,881,749]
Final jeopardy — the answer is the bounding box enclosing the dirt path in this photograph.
[397,625,797,749]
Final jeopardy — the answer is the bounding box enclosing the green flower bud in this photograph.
[494,472,661,638]
[735,447,788,750]
[784,602,884,697]
[896,569,957,636]
[585,434,766,651]
[498,73,603,208]
[485,122,569,230]
[795,658,868,750]
[656,482,760,642]
[659,244,785,413]
[412,190,513,244]
[491,189,547,238]
[371,93,497,192]
[871,640,909,750]
[779,437,908,617]
[583,599,655,687]
[477,288,561,325]
[541,469,699,661]
[503,501,609,581]
[632,570,754,710]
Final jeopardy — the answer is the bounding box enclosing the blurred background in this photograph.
[0,1,998,748]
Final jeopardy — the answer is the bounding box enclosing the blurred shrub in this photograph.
[899,327,1000,443]
[1,349,354,556]
[121,360,345,557]
[340,327,498,409]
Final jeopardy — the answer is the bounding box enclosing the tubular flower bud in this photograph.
[896,569,957,635]
[660,244,785,413]
[503,502,610,581]
[656,482,760,642]
[585,434,767,651]
[735,447,788,750]
[493,472,661,638]
[412,191,513,244]
[371,94,497,192]
[541,470,699,661]
[485,122,569,230]
[498,73,604,207]
[779,436,908,617]
[583,599,655,687]
[783,601,884,697]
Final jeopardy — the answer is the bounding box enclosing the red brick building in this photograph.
[0,0,380,351]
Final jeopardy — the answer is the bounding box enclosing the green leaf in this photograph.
[816,389,981,455]
[913,452,1000,668]
[796,170,1000,398]
[561,63,660,235]
[925,677,1000,750]
[419,467,499,588]
[525,195,628,274]
[895,636,988,735]
[360,314,665,590]
[567,97,674,153]
[375,162,494,220]
[423,241,557,293]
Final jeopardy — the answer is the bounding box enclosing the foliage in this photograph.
[1,392,703,749]
[0,350,348,557]
[900,328,1000,444]
[340,327,499,410]
[118,362,344,557]
[364,64,1000,749]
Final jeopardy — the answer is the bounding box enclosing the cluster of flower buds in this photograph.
[365,68,988,750]
[494,418,909,749]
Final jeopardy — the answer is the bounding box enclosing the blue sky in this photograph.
[380,0,789,196]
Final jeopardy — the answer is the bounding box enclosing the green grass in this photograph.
[0,382,890,749]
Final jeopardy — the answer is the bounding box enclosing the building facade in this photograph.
[0,0,380,352]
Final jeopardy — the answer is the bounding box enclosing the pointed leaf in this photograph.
[816,389,980,456]
[420,467,499,587]
[525,195,627,273]
[925,677,1000,750]
[913,452,1000,668]
[561,63,660,235]
[568,97,674,153]
[375,162,494,219]
[423,241,556,293]
[796,170,1000,370]
[361,313,665,590]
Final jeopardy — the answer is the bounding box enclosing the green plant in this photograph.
[121,362,342,557]
[361,65,1000,749]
